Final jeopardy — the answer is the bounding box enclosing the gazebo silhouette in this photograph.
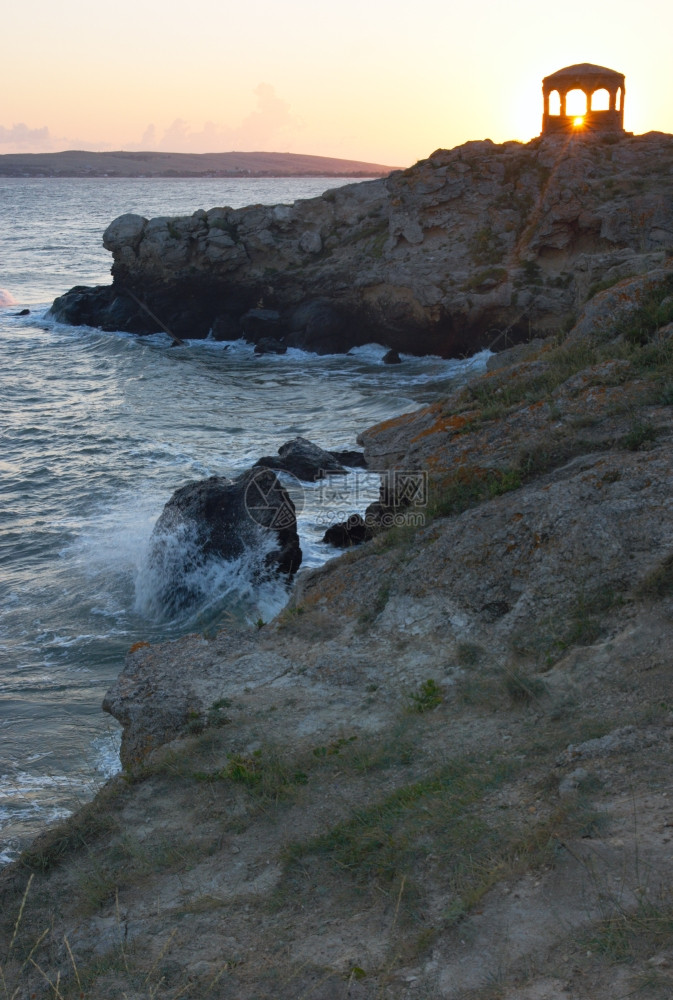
[542,63,625,135]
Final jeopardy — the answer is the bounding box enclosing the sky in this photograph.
[2,0,672,167]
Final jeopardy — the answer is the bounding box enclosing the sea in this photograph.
[0,174,489,864]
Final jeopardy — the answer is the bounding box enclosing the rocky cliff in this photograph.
[4,265,673,998]
[50,131,673,356]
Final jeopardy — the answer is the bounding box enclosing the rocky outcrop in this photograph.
[149,468,301,615]
[322,513,372,547]
[254,435,349,482]
[49,132,673,356]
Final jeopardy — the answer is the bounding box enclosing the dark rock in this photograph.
[481,601,511,622]
[382,349,402,364]
[48,285,154,333]
[255,436,348,482]
[287,299,353,355]
[330,449,367,468]
[240,308,284,341]
[15,308,30,316]
[254,337,287,355]
[150,468,301,614]
[363,500,397,531]
[210,315,241,341]
[323,514,372,548]
[49,285,114,326]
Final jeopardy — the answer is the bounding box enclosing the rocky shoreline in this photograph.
[2,136,673,998]
[49,131,673,357]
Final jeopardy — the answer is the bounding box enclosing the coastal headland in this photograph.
[51,130,673,357]
[0,149,396,178]
[2,133,673,997]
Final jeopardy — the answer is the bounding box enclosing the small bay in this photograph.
[0,175,488,862]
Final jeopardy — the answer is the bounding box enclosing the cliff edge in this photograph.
[50,131,673,356]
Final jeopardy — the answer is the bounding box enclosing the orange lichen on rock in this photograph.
[129,640,151,654]
[410,411,473,444]
[367,409,420,436]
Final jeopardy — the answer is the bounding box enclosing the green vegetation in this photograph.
[20,786,122,875]
[589,897,673,964]
[462,266,508,291]
[195,747,309,798]
[614,274,673,345]
[408,678,443,713]
[587,274,623,300]
[209,217,240,242]
[469,226,505,266]
[621,419,658,450]
[519,259,543,286]
[280,755,511,909]
[426,465,522,522]
[504,668,547,704]
[277,744,612,943]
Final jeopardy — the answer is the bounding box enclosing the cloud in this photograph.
[0,85,304,156]
[236,83,302,147]
[132,84,304,153]
[0,122,113,154]
[0,123,53,150]
[139,123,157,147]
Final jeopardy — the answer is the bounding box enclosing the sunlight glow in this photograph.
[566,89,588,116]
[573,116,585,127]
[2,0,673,161]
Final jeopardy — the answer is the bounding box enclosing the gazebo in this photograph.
[541,63,625,135]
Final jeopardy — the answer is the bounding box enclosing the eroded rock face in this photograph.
[49,132,673,356]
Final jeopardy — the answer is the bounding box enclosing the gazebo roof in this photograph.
[543,63,625,87]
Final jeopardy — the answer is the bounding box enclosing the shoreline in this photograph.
[4,275,673,995]
[0,149,397,179]
[3,134,673,997]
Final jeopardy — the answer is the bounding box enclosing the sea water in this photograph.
[0,175,488,863]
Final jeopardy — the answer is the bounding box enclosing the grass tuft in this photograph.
[409,678,444,713]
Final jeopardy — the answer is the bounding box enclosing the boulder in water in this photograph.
[49,285,155,333]
[254,336,287,355]
[382,348,402,365]
[240,308,284,341]
[149,468,302,615]
[255,436,348,482]
[331,449,367,468]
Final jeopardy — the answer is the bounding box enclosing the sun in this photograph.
[573,116,585,128]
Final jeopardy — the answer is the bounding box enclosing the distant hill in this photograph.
[0,149,398,178]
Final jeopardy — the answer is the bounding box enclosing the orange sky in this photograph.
[2,0,672,166]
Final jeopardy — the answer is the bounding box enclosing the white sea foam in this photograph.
[135,517,288,626]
